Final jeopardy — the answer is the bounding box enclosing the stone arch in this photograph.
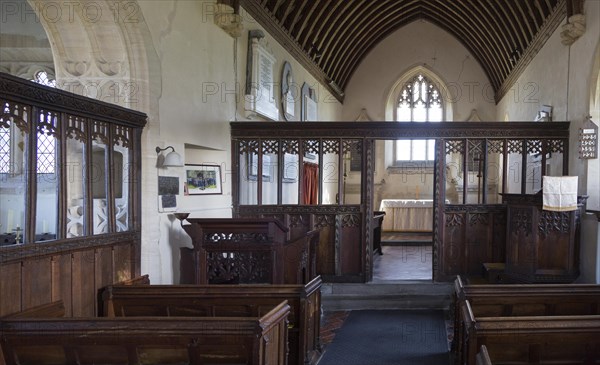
[21,0,163,280]
[26,0,160,113]
[384,64,454,122]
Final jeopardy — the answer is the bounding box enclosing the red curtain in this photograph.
[302,163,318,205]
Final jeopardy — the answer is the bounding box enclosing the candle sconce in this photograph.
[173,212,190,227]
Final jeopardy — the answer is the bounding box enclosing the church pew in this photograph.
[179,218,319,285]
[460,300,600,365]
[0,301,290,365]
[453,276,600,360]
[102,276,322,365]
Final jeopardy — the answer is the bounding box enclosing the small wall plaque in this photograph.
[579,116,598,159]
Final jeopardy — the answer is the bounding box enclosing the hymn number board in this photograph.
[579,117,598,159]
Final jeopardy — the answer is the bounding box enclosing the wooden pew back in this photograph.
[180,218,319,285]
[455,276,600,317]
[102,276,322,365]
[460,299,600,365]
[1,302,290,365]
[453,277,600,364]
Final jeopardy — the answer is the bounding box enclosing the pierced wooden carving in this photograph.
[511,208,532,236]
[207,251,270,284]
[204,232,270,243]
[322,140,339,154]
[469,212,489,226]
[538,210,570,237]
[91,120,109,144]
[303,140,320,155]
[262,140,279,154]
[341,214,360,228]
[445,213,464,227]
[314,214,335,228]
[343,139,362,155]
[527,139,542,155]
[548,139,565,153]
[37,110,59,138]
[507,140,523,154]
[289,214,306,228]
[239,140,259,155]
[468,139,483,156]
[445,140,464,154]
[282,139,299,154]
[66,115,87,142]
[113,125,132,148]
[488,140,504,154]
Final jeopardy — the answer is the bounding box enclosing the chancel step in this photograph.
[321,282,453,311]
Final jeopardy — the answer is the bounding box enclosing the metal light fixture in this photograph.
[156,146,183,167]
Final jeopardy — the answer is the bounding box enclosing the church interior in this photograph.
[1,0,599,364]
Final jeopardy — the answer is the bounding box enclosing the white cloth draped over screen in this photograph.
[543,176,578,211]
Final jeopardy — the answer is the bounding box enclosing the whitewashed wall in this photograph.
[342,20,496,209]
[496,0,600,283]
[137,0,342,283]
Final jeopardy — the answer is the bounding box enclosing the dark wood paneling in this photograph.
[21,257,52,309]
[75,249,98,317]
[51,253,73,317]
[442,205,506,279]
[236,207,364,282]
[316,226,335,275]
[0,262,21,315]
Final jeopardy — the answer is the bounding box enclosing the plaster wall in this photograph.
[342,20,496,210]
[137,0,342,283]
[497,0,600,283]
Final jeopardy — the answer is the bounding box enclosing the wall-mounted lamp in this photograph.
[156,146,183,167]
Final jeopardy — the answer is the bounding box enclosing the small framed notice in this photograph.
[579,117,598,159]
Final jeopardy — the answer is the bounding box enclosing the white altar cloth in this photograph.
[379,199,434,232]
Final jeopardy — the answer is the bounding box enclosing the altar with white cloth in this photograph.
[379,199,434,232]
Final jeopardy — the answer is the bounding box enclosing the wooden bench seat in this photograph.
[102,276,322,365]
[1,301,290,365]
[461,300,600,365]
[454,277,600,364]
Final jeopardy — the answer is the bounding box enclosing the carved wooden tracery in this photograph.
[232,121,570,282]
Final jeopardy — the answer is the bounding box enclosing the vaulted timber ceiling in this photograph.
[239,0,578,103]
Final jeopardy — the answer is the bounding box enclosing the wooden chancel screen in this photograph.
[0,73,146,317]
[231,121,575,283]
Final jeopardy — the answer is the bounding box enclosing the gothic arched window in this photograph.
[395,74,443,162]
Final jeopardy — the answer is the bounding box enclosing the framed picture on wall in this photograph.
[185,164,222,195]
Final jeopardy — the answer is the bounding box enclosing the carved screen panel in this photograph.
[506,140,523,194]
[92,121,109,234]
[261,140,278,205]
[342,140,362,204]
[466,140,484,204]
[282,140,299,204]
[322,140,339,205]
[525,139,543,194]
[66,116,86,238]
[35,109,59,242]
[113,126,131,232]
[0,102,29,244]
[238,140,258,205]
[545,139,565,177]
[486,140,504,204]
[445,140,464,204]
